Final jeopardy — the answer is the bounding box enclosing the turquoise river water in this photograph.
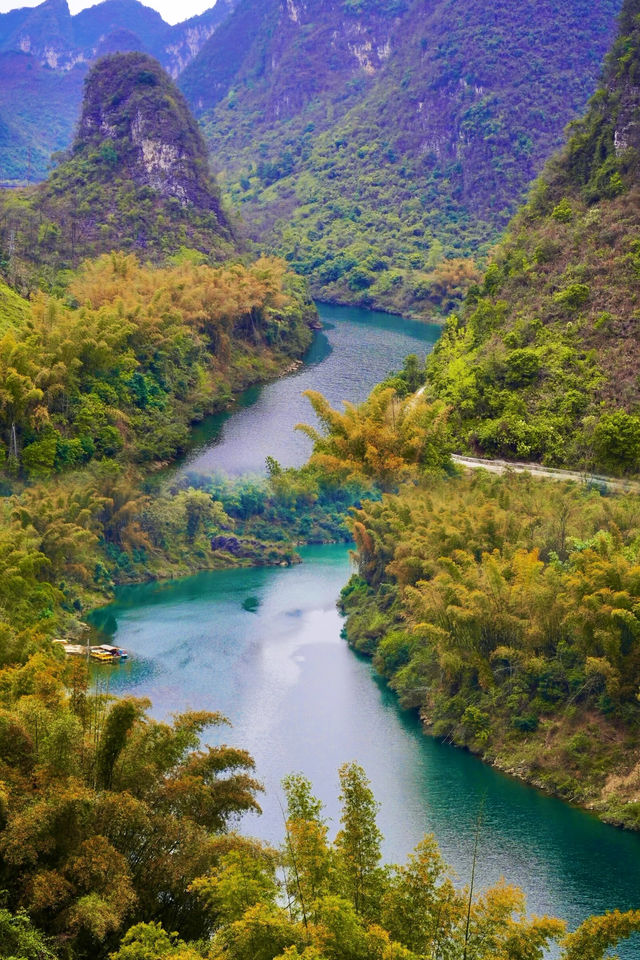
[91,304,640,955]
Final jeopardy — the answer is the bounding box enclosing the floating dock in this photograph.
[52,639,129,662]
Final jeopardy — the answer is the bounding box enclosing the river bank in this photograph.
[67,303,437,627]
[89,543,640,958]
[338,469,640,838]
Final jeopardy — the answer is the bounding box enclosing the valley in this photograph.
[1,0,640,957]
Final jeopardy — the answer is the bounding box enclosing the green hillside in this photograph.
[427,0,640,473]
[188,0,621,316]
[0,51,233,291]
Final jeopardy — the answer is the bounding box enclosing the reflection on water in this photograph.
[90,546,640,956]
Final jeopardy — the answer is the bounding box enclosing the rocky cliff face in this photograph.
[76,52,223,210]
[0,0,236,182]
[180,0,404,118]
[4,0,77,69]
[0,52,233,286]
[162,1,235,78]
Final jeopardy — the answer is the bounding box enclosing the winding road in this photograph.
[412,385,640,493]
[451,454,640,494]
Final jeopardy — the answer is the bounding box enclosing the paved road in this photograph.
[451,454,640,494]
[410,386,640,493]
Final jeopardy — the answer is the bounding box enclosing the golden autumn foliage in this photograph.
[0,252,313,478]
[0,655,262,956]
[110,768,639,960]
[297,387,452,489]
[341,470,640,827]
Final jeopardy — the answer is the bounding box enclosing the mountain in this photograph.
[179,0,403,117]
[0,0,233,71]
[426,0,640,474]
[0,50,85,183]
[72,0,168,57]
[183,0,622,316]
[0,0,76,69]
[161,1,235,78]
[0,0,235,183]
[0,51,233,289]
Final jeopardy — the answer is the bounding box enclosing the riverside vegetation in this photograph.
[1,6,640,960]
[2,710,639,960]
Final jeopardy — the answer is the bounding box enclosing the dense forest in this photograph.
[426,0,640,471]
[194,0,621,315]
[0,253,313,477]
[1,685,639,960]
[341,467,640,828]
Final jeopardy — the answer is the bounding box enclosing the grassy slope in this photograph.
[0,277,30,332]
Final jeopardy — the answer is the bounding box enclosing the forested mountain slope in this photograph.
[189,0,622,315]
[0,52,233,291]
[0,50,83,185]
[427,0,640,474]
[0,0,234,183]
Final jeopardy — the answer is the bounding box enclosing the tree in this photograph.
[282,774,332,925]
[380,835,463,955]
[0,906,56,960]
[110,921,203,960]
[334,763,383,919]
[559,909,640,960]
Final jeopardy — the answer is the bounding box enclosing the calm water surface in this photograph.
[176,303,441,476]
[90,546,640,955]
[96,304,640,953]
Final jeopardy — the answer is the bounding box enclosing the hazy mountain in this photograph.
[0,0,235,182]
[183,0,622,316]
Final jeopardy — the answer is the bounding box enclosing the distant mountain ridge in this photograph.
[0,0,235,183]
[0,0,234,74]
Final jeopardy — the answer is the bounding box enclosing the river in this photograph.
[91,304,640,954]
[175,303,441,476]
